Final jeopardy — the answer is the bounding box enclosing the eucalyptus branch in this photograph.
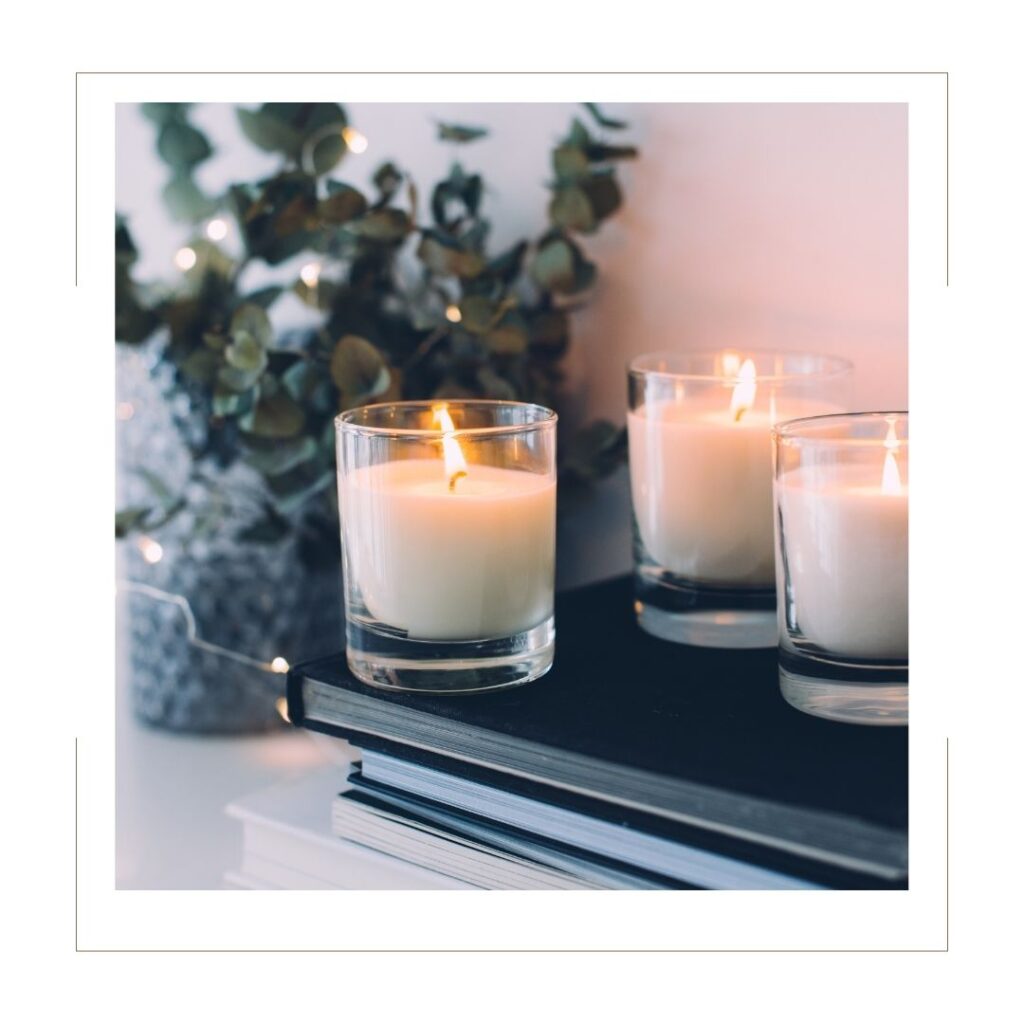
[115,102,638,558]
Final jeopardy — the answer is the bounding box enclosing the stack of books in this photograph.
[225,768,475,889]
[272,576,908,890]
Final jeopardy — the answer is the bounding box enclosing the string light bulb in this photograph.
[299,261,321,288]
[275,697,291,723]
[270,656,290,674]
[445,304,462,323]
[137,536,164,564]
[342,127,369,154]
[174,246,197,271]
[205,218,228,241]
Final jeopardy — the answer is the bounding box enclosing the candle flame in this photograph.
[730,358,757,422]
[433,403,468,491]
[881,419,902,494]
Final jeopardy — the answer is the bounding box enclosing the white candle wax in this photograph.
[628,396,833,586]
[776,465,908,659]
[341,460,555,641]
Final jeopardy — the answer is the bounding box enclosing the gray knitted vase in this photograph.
[117,343,342,734]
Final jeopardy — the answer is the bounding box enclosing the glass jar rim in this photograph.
[628,349,853,384]
[773,410,909,447]
[336,399,558,439]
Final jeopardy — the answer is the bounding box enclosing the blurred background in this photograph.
[115,102,906,886]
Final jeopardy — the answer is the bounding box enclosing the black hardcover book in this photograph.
[343,751,902,889]
[289,575,908,881]
[335,782,694,890]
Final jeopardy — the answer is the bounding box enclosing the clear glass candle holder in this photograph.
[773,412,908,725]
[628,350,851,649]
[336,400,557,694]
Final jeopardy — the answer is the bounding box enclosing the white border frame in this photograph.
[80,72,945,952]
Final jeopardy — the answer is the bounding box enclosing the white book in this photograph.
[225,768,473,890]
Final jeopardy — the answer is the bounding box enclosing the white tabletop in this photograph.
[115,663,354,889]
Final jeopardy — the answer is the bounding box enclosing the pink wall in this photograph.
[573,103,908,420]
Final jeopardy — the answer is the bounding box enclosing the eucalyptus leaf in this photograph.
[180,347,220,384]
[372,162,403,201]
[241,286,284,310]
[582,175,623,221]
[319,183,368,224]
[549,186,595,232]
[140,103,192,125]
[347,208,411,242]
[217,363,263,393]
[530,237,576,292]
[431,165,483,227]
[437,122,489,144]
[531,234,596,295]
[115,505,153,539]
[138,469,175,506]
[157,120,212,168]
[571,258,597,294]
[230,171,321,263]
[161,174,215,223]
[243,435,318,476]
[230,304,272,348]
[240,391,306,438]
[566,118,592,148]
[583,103,628,130]
[307,131,346,176]
[115,217,139,266]
[585,143,638,163]
[282,360,333,411]
[212,384,257,416]
[236,107,303,156]
[225,333,268,373]
[553,145,589,181]
[418,232,485,278]
[459,295,497,333]
[330,335,390,405]
[485,312,529,355]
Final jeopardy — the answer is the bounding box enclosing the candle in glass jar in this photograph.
[628,360,836,586]
[340,409,555,642]
[775,428,908,659]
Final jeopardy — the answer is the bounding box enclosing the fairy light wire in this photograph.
[116,580,290,677]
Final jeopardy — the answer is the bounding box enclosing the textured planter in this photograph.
[121,538,341,733]
[117,343,342,733]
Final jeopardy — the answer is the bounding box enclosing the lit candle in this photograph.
[340,404,556,641]
[775,417,908,660]
[628,359,837,586]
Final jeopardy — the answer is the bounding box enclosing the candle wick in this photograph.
[448,470,467,493]
[734,406,746,423]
